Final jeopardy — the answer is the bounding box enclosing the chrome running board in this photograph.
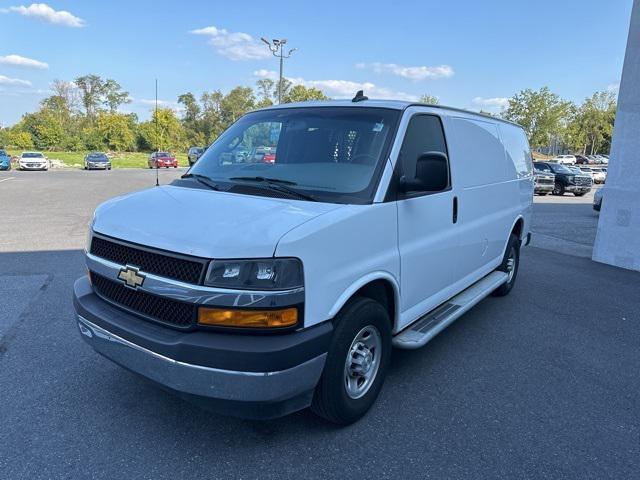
[392,271,508,350]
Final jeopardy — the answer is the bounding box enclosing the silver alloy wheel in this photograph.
[506,247,516,283]
[344,325,382,400]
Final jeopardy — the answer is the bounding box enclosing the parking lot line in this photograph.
[0,177,15,183]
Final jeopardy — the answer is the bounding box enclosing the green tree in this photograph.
[565,91,616,154]
[6,130,34,149]
[21,109,67,149]
[96,112,136,151]
[75,74,106,119]
[178,92,203,145]
[419,94,439,104]
[200,90,224,143]
[219,87,256,127]
[103,79,130,113]
[255,79,276,107]
[137,108,187,151]
[502,87,572,149]
[282,85,328,103]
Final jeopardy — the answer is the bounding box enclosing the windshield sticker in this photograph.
[372,122,384,132]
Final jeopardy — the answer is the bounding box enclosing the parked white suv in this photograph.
[73,98,533,424]
[553,154,577,165]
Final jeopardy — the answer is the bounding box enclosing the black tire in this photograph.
[574,192,586,197]
[492,233,520,297]
[311,297,391,425]
[552,182,565,196]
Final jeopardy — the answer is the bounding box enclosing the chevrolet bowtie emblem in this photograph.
[118,265,146,289]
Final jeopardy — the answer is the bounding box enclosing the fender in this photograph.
[327,271,401,325]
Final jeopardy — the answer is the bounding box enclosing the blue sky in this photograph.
[0,0,633,126]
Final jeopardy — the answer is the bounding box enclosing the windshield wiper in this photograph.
[181,173,222,191]
[229,176,317,202]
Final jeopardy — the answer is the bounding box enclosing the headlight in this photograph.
[567,175,575,182]
[85,214,96,253]
[204,258,303,290]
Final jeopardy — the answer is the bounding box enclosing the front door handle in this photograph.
[453,196,458,224]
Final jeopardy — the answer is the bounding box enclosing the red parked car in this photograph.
[148,151,178,168]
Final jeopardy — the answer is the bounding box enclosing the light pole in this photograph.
[261,38,297,104]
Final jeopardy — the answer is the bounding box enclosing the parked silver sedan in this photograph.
[84,152,112,170]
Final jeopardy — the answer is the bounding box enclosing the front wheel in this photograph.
[311,297,391,425]
[492,233,520,297]
[552,183,565,196]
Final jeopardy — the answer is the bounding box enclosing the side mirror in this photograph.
[399,151,449,193]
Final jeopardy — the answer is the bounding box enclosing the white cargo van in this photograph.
[74,96,533,424]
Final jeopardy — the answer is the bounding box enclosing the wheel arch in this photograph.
[327,272,400,332]
[499,215,526,259]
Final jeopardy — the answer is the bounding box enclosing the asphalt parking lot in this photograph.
[1,170,639,479]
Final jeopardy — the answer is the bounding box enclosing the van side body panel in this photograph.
[439,113,533,298]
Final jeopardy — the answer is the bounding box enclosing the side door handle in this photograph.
[453,196,458,224]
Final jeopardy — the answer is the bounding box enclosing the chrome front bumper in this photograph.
[76,314,326,404]
[566,185,591,192]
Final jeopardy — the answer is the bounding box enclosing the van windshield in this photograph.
[189,107,400,204]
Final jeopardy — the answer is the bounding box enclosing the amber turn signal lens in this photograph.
[198,307,298,328]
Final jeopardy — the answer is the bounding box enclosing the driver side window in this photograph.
[399,114,449,190]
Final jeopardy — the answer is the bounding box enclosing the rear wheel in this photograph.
[492,233,520,297]
[311,297,391,425]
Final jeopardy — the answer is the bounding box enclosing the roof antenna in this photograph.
[352,90,368,103]
[154,78,159,187]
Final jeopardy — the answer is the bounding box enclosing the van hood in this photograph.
[93,184,342,259]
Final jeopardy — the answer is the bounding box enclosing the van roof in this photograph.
[256,99,522,128]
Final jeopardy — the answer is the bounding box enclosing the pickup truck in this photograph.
[533,166,554,195]
[534,161,592,196]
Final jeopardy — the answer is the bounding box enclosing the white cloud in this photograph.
[472,96,509,109]
[0,75,32,87]
[253,69,419,101]
[4,3,85,27]
[0,87,48,97]
[357,62,454,81]
[136,98,184,113]
[190,25,271,61]
[253,69,278,80]
[138,98,176,107]
[0,54,48,69]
